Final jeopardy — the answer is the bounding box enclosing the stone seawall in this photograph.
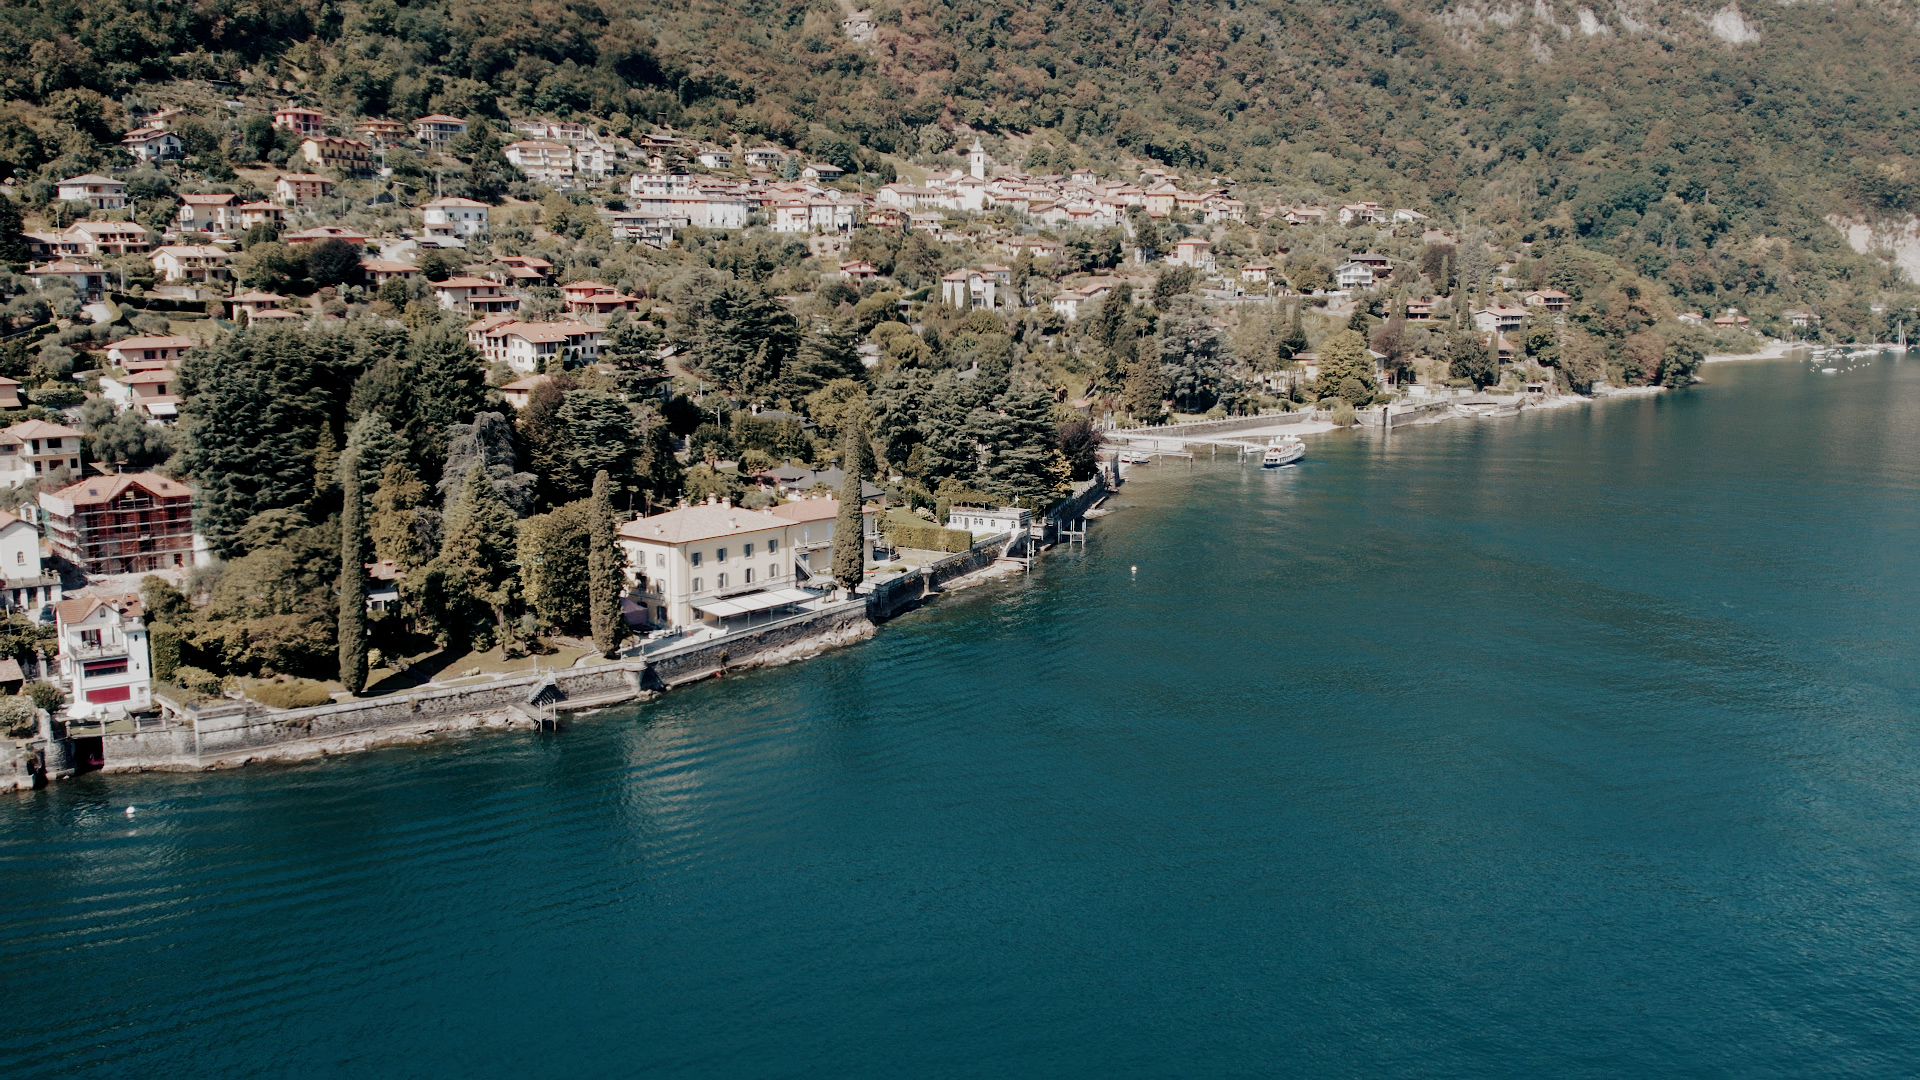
[645,600,874,688]
[866,542,1004,622]
[101,602,876,771]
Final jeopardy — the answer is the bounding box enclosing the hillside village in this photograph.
[0,90,1792,733]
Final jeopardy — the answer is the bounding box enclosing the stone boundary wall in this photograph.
[99,603,878,770]
[1046,473,1110,528]
[865,536,1008,622]
[645,600,873,688]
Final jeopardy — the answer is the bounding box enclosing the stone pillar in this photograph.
[38,710,73,780]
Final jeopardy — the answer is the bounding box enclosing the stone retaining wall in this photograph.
[645,600,873,688]
[866,541,1004,621]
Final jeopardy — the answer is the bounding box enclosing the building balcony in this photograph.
[67,640,129,661]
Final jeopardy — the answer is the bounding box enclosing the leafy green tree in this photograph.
[178,326,357,557]
[233,241,307,292]
[449,120,519,202]
[83,404,173,469]
[369,461,426,569]
[682,279,801,399]
[970,388,1063,505]
[416,463,522,650]
[306,238,362,288]
[343,413,404,502]
[0,194,25,263]
[784,318,865,397]
[683,463,743,503]
[631,405,683,511]
[1151,266,1195,310]
[601,318,665,386]
[1657,338,1704,389]
[338,444,369,694]
[243,115,277,161]
[415,248,456,282]
[588,470,622,656]
[1282,303,1309,356]
[1447,329,1497,389]
[1315,329,1380,402]
[410,324,490,482]
[518,499,593,635]
[554,390,638,501]
[1124,356,1168,421]
[831,425,866,591]
[1155,295,1229,412]
[1057,419,1103,481]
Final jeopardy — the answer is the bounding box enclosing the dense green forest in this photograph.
[6,0,1920,314]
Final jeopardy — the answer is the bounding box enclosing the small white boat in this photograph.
[1118,451,1152,465]
[1262,435,1305,468]
[1821,367,1837,374]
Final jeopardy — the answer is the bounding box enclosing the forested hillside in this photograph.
[7,0,1920,306]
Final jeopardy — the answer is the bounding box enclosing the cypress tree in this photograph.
[831,425,866,592]
[0,194,26,264]
[338,447,369,694]
[588,469,621,656]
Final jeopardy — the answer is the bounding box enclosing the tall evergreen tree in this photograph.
[0,194,26,264]
[409,323,490,483]
[555,390,639,501]
[831,424,866,593]
[178,326,343,557]
[970,389,1062,506]
[601,318,665,387]
[344,413,404,500]
[369,461,426,570]
[783,318,864,398]
[518,500,593,635]
[588,470,621,657]
[418,463,521,650]
[337,445,368,694]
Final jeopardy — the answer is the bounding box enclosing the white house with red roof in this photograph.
[0,508,58,613]
[434,276,518,314]
[122,126,183,161]
[176,192,239,233]
[54,594,152,719]
[423,196,490,240]
[104,335,196,369]
[274,173,334,205]
[0,420,83,481]
[272,105,325,137]
[413,113,468,146]
[149,245,230,284]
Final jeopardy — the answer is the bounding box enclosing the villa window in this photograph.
[716,547,727,562]
[769,538,779,553]
[80,629,101,648]
[717,573,728,588]
[744,542,754,558]
[13,552,21,565]
[691,551,702,567]
[655,553,665,567]
[692,577,702,593]
[744,567,755,584]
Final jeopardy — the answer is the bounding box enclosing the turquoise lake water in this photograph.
[5,356,1920,1076]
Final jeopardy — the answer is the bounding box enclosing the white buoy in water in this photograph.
[124,806,136,818]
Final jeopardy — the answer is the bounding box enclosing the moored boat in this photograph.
[1262,435,1305,468]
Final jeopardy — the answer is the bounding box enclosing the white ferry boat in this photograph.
[1262,435,1305,468]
